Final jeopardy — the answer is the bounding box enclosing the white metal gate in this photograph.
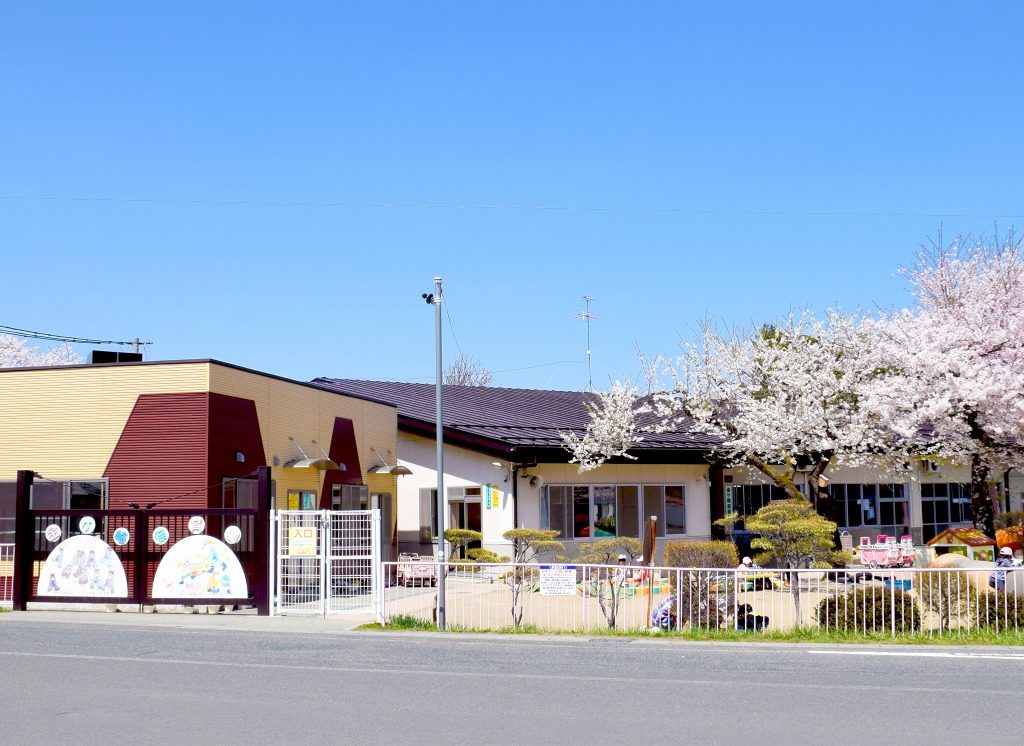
[271,509,381,618]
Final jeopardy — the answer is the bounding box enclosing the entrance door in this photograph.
[449,499,483,557]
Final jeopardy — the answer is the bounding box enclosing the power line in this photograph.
[0,324,151,347]
[1,194,1022,219]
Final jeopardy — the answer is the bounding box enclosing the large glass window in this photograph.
[665,486,686,535]
[617,486,640,538]
[593,486,616,537]
[830,483,908,538]
[544,484,687,539]
[921,483,971,542]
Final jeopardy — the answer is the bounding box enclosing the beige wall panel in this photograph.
[208,365,398,498]
[0,363,210,482]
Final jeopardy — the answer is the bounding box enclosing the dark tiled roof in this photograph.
[311,378,720,452]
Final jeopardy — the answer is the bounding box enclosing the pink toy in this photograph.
[858,534,916,568]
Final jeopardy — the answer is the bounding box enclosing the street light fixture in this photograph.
[424,276,446,629]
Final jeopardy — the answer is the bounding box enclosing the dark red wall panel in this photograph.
[104,391,266,510]
[104,393,210,510]
[320,417,363,506]
[207,392,267,491]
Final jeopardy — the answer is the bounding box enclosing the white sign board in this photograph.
[539,565,577,596]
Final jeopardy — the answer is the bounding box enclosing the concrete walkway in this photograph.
[0,607,377,634]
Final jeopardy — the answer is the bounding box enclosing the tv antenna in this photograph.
[574,295,598,391]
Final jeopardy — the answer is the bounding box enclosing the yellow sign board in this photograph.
[287,525,318,557]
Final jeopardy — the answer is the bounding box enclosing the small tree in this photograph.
[575,537,643,629]
[502,528,564,628]
[746,499,836,626]
[443,528,482,560]
[443,354,493,386]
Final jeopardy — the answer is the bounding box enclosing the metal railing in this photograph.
[0,543,14,608]
[378,561,1024,637]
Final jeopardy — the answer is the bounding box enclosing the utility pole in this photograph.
[423,277,446,629]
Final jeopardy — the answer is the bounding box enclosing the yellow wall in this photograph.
[208,364,398,509]
[0,362,210,481]
[0,361,400,512]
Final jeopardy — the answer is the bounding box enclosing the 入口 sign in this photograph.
[287,525,318,557]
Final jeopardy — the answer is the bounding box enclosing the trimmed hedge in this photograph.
[816,587,921,633]
[664,540,738,569]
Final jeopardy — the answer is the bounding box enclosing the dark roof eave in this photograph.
[399,416,515,459]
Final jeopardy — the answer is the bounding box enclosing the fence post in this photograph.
[372,508,383,625]
[12,469,34,611]
[254,466,271,616]
[133,507,148,610]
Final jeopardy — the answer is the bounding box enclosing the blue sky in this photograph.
[3,2,1022,390]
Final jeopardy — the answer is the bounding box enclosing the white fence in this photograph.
[272,509,381,618]
[0,543,12,609]
[379,562,1024,637]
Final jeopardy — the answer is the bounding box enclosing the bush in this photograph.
[466,548,501,563]
[664,540,738,569]
[816,587,921,633]
[662,541,738,630]
[976,591,1024,631]
[917,570,983,631]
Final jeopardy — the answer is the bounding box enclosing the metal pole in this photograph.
[432,276,446,629]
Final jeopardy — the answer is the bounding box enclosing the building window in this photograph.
[727,484,790,518]
[220,478,258,509]
[543,484,687,540]
[331,484,369,511]
[921,483,971,542]
[419,488,438,541]
[0,479,108,542]
[287,490,317,510]
[830,483,909,537]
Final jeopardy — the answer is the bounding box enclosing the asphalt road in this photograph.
[1,615,1022,745]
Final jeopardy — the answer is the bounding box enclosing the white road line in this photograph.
[809,650,1024,661]
[1,650,1021,695]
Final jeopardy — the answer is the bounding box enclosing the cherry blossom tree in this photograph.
[563,310,897,515]
[0,334,80,367]
[866,233,1024,536]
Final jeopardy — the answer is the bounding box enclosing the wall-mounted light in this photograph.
[235,451,245,464]
[368,447,412,476]
[284,436,344,471]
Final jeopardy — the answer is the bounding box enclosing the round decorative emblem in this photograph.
[223,525,242,545]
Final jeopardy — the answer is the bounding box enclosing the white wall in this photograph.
[393,434,715,557]
[395,434,515,556]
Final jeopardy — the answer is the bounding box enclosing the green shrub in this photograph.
[916,570,983,631]
[816,587,921,633]
[976,592,1024,631]
[466,548,501,563]
[664,540,738,569]
[661,541,738,630]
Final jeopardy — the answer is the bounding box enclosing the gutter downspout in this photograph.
[512,464,520,528]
